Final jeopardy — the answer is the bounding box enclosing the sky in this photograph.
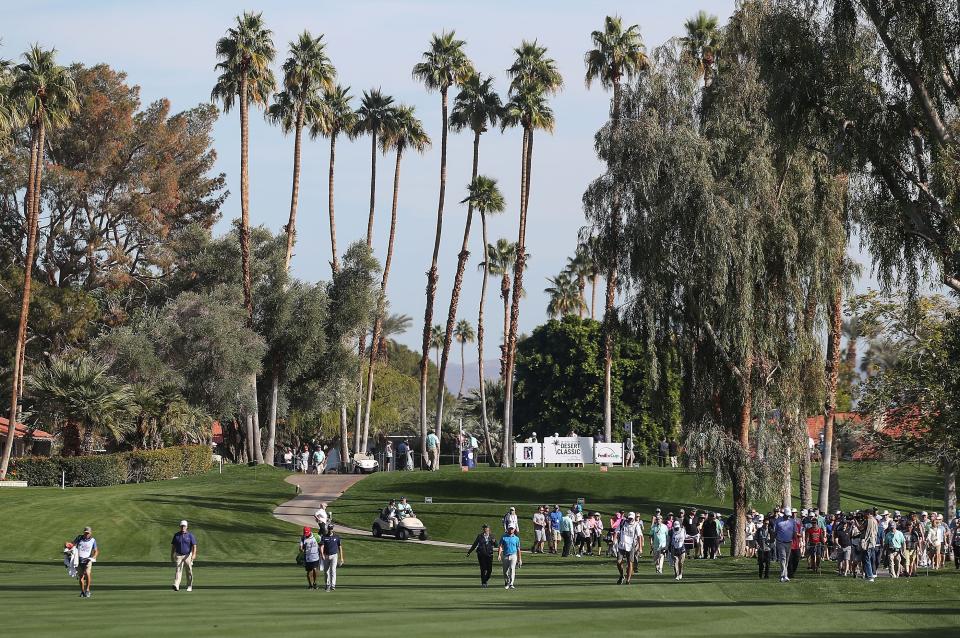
[5,0,745,355]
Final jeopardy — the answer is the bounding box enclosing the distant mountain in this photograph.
[444,359,500,395]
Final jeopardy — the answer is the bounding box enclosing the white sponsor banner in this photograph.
[593,442,624,464]
[514,442,543,464]
[543,436,594,464]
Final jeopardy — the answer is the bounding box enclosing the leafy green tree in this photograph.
[268,31,335,271]
[434,74,502,440]
[513,317,655,454]
[584,15,648,448]
[26,356,131,456]
[501,40,562,465]
[2,46,79,479]
[412,31,474,459]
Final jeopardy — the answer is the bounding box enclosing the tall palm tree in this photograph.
[545,272,585,318]
[583,236,602,319]
[485,238,519,381]
[501,40,562,465]
[565,249,593,319]
[354,88,396,247]
[360,105,429,452]
[433,73,502,439]
[430,324,444,371]
[211,12,276,464]
[466,177,506,471]
[0,56,18,139]
[375,313,413,363]
[413,31,474,457]
[28,357,132,456]
[682,11,720,87]
[454,319,476,398]
[584,15,648,445]
[310,84,356,275]
[267,31,335,273]
[310,83,356,464]
[1,46,79,480]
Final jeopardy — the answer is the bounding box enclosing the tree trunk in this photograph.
[419,86,450,463]
[239,79,254,320]
[500,274,510,379]
[459,340,466,398]
[339,405,349,471]
[502,127,530,467]
[829,435,840,513]
[782,443,792,509]
[601,81,623,445]
[361,148,404,453]
[944,458,956,521]
[328,133,340,274]
[366,131,378,246]
[799,443,812,510]
[265,367,279,466]
[818,283,842,512]
[282,107,304,272]
[1,127,42,480]
[733,386,751,557]
[477,211,497,465]
[577,279,586,319]
[435,130,480,435]
[81,421,95,456]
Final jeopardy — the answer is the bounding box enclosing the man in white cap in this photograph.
[774,508,796,582]
[497,525,522,589]
[615,512,640,584]
[314,502,330,535]
[171,520,197,591]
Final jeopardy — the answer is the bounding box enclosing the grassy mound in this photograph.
[333,462,944,545]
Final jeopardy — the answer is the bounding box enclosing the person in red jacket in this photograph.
[805,520,825,573]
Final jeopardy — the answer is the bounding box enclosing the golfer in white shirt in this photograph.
[616,512,640,585]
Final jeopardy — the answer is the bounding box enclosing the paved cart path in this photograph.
[273,473,469,549]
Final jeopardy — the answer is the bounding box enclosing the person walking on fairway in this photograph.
[615,512,641,584]
[320,526,344,591]
[498,525,522,589]
[300,527,321,589]
[775,508,796,582]
[466,524,497,587]
[668,520,688,580]
[74,526,99,598]
[171,520,197,591]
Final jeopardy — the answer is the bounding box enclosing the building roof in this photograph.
[0,416,54,440]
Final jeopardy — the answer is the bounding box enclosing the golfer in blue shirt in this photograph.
[497,525,523,589]
[171,520,197,591]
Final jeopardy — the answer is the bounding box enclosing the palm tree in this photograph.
[375,313,413,363]
[267,31,335,273]
[1,46,79,480]
[682,11,720,87]
[585,15,648,445]
[565,249,594,319]
[211,12,275,464]
[413,31,474,457]
[842,317,860,373]
[464,177,506,473]
[860,339,902,377]
[310,83,356,465]
[485,238,519,381]
[28,357,132,456]
[454,320,476,398]
[354,88,397,247]
[310,84,356,275]
[545,272,585,319]
[432,73,502,440]
[430,324,445,371]
[501,40,562,465]
[360,105,429,452]
[0,56,18,139]
[583,236,602,319]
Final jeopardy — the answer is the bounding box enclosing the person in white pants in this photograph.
[170,520,197,592]
[320,526,344,591]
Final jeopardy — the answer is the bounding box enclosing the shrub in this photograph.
[128,448,182,483]
[59,454,129,487]
[181,445,213,476]
[9,457,62,486]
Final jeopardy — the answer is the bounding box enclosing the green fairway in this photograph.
[1,463,958,637]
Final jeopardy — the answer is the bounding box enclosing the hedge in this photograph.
[10,445,213,487]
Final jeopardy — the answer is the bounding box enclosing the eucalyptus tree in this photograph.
[1,46,79,480]
[463,176,506,447]
[361,105,429,452]
[583,16,648,447]
[500,41,562,465]
[311,84,356,275]
[454,319,476,398]
[267,31,335,272]
[433,73,502,441]
[412,31,474,455]
[682,11,720,87]
[211,11,276,463]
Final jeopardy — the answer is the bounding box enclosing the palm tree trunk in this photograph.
[503,127,531,467]
[239,79,254,320]
[435,130,480,435]
[829,434,840,512]
[419,86,450,462]
[1,128,42,479]
[577,279,585,319]
[339,405,349,470]
[361,148,405,453]
[500,275,510,379]
[477,211,496,465]
[282,107,305,272]
[266,366,279,466]
[458,340,466,398]
[944,458,956,520]
[590,275,597,320]
[366,131,378,246]
[328,133,340,274]
[799,443,812,509]
[818,283,843,512]
[81,421,95,456]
